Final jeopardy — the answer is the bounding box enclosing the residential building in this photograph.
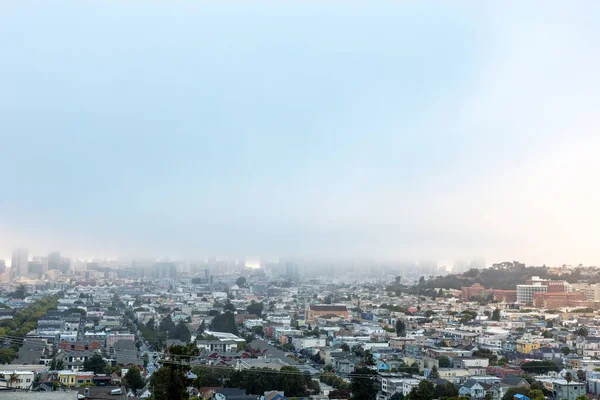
[0,370,35,390]
[459,379,486,399]
[553,380,586,400]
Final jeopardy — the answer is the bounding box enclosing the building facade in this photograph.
[516,284,548,304]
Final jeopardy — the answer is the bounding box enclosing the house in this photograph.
[487,383,511,400]
[75,372,94,387]
[456,357,489,375]
[459,379,486,399]
[264,390,286,400]
[376,360,390,372]
[12,339,48,365]
[332,358,357,375]
[198,386,220,399]
[55,349,100,372]
[58,370,76,387]
[402,379,421,396]
[501,376,530,389]
[437,368,472,384]
[93,374,112,386]
[537,347,562,360]
[552,380,586,400]
[216,387,260,400]
[113,340,140,366]
[196,340,238,353]
[0,370,36,390]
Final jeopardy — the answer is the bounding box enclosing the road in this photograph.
[138,331,158,377]
[250,338,299,365]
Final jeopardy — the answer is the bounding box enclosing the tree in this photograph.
[9,373,18,388]
[350,367,378,400]
[577,327,589,337]
[331,389,353,399]
[236,277,247,287]
[390,393,404,400]
[159,315,176,333]
[223,300,236,313]
[528,390,545,400]
[198,320,206,334]
[251,325,264,336]
[521,360,559,374]
[362,350,375,367]
[341,343,350,352]
[502,388,531,400]
[83,354,107,374]
[395,320,406,337]
[169,322,191,343]
[541,330,553,338]
[246,301,264,316]
[8,285,26,300]
[123,366,145,391]
[561,347,571,355]
[577,369,586,382]
[395,276,402,284]
[142,353,149,368]
[429,365,439,379]
[210,312,239,335]
[146,318,155,330]
[565,371,573,384]
[492,308,501,321]
[407,380,435,400]
[435,382,458,399]
[438,355,452,368]
[282,343,295,352]
[149,344,199,400]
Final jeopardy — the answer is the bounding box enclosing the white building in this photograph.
[0,370,36,390]
[516,284,548,304]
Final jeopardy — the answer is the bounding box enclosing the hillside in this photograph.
[421,261,549,290]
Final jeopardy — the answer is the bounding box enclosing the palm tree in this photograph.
[565,371,573,384]
[9,373,18,388]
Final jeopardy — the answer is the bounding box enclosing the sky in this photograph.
[1,1,599,266]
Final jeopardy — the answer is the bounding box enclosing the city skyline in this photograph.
[2,1,600,265]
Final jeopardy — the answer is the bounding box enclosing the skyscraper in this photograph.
[11,248,29,279]
[48,252,60,271]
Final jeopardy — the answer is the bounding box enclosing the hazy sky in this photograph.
[1,1,599,265]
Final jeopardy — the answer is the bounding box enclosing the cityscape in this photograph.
[2,1,600,400]
[1,253,600,400]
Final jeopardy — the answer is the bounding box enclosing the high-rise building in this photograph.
[0,260,6,275]
[285,262,299,279]
[28,261,44,279]
[48,252,60,271]
[11,248,29,279]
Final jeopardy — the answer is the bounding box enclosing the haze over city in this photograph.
[2,1,600,265]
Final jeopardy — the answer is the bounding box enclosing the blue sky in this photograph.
[1,1,599,265]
